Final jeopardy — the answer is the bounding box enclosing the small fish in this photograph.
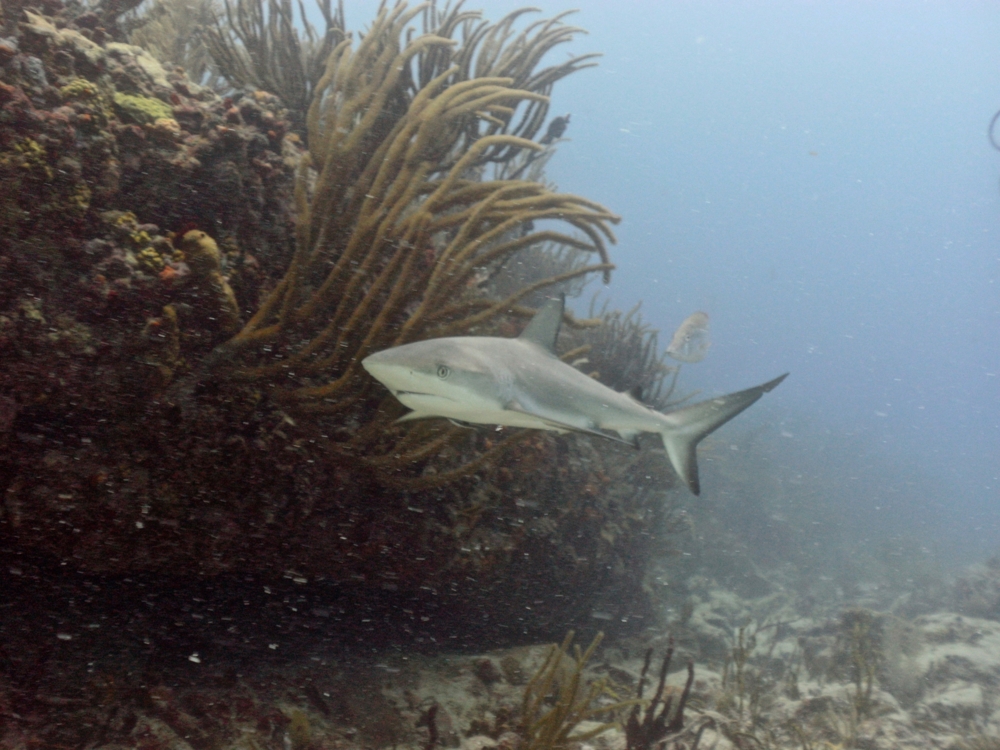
[666,312,710,363]
[539,114,570,145]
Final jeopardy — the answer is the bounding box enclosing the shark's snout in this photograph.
[361,352,400,386]
[362,349,429,396]
[360,349,388,370]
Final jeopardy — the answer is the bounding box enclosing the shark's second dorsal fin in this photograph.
[518,294,564,354]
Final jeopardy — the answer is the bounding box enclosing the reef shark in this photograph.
[362,296,787,495]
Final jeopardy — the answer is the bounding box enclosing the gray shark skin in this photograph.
[362,296,787,495]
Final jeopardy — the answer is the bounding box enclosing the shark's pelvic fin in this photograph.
[518,294,565,354]
[660,373,788,496]
[396,411,431,423]
[618,429,642,449]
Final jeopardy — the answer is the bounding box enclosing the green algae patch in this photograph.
[60,78,111,124]
[60,78,100,101]
[11,138,53,179]
[113,92,173,124]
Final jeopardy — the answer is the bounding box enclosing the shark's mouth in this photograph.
[395,390,456,402]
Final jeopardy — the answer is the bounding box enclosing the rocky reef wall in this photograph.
[0,0,673,641]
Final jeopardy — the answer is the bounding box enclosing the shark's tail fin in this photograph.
[659,373,788,495]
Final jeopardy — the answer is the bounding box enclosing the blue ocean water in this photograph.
[340,1,1000,560]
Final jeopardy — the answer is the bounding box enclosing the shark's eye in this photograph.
[437,365,450,379]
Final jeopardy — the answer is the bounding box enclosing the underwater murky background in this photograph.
[466,0,1000,562]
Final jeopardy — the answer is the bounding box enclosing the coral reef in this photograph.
[203,0,345,127]
[6,4,996,750]
[7,563,1000,750]
[0,0,669,648]
[572,300,683,410]
[518,632,629,750]
[197,3,617,449]
[128,0,221,86]
[954,556,1000,619]
[624,640,697,750]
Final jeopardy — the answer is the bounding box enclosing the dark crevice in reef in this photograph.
[1,553,651,670]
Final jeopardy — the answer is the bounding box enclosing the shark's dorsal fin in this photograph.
[518,294,564,354]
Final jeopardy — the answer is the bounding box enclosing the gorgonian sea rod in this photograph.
[179,2,620,481]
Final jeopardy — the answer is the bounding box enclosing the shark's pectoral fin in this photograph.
[504,400,635,446]
[660,373,788,495]
[399,413,476,431]
[618,429,642,449]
